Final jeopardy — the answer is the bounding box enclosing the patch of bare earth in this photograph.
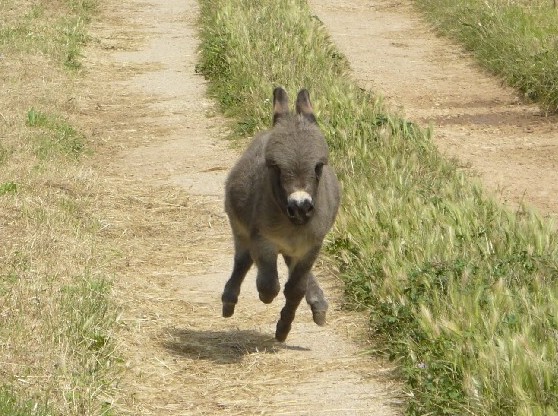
[309,0,558,222]
[80,0,402,414]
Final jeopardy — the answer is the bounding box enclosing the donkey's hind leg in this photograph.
[222,239,253,318]
[283,255,327,325]
[276,250,319,341]
[306,273,328,326]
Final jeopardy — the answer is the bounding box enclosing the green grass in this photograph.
[197,0,558,414]
[415,0,558,112]
[0,182,18,196]
[0,387,51,416]
[26,108,87,159]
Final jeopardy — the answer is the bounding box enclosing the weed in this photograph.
[0,143,10,166]
[60,16,89,69]
[26,108,50,128]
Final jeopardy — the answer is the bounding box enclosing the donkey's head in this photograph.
[265,88,329,226]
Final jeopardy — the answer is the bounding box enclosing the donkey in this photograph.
[221,87,340,342]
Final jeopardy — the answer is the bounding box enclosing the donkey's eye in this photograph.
[268,163,281,176]
[315,162,324,178]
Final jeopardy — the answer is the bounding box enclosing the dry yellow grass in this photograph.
[0,1,118,414]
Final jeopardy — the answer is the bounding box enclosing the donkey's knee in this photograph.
[256,272,280,304]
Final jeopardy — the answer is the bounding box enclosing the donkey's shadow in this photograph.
[162,328,310,364]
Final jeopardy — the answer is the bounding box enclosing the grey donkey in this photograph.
[221,87,340,342]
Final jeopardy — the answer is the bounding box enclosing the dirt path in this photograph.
[309,0,558,222]
[83,0,401,414]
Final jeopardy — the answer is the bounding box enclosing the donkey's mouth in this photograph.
[288,215,310,226]
[286,206,314,225]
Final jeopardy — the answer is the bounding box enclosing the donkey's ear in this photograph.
[273,87,289,125]
[295,89,317,124]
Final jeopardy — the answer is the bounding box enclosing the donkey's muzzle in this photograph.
[287,195,314,225]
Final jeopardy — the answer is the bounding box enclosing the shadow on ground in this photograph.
[162,328,310,364]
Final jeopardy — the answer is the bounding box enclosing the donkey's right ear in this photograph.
[295,89,317,124]
[272,87,289,125]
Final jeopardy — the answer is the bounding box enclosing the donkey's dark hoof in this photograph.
[312,310,327,326]
[258,292,276,304]
[275,320,291,342]
[222,302,236,318]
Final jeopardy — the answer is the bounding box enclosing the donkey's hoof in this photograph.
[275,320,291,342]
[258,292,276,304]
[312,310,327,326]
[222,302,236,317]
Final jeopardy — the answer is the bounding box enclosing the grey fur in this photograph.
[222,87,340,342]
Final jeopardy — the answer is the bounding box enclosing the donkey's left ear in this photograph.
[295,89,317,124]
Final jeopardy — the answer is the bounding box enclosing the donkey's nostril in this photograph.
[287,205,296,218]
[299,199,314,216]
[305,201,315,216]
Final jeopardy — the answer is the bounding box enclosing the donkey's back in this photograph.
[222,87,340,342]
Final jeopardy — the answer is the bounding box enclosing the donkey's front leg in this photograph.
[251,238,281,304]
[222,237,254,317]
[275,249,319,342]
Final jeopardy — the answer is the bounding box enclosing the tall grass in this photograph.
[415,0,558,112]
[0,1,116,414]
[197,0,558,414]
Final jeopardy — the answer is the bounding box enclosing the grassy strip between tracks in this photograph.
[197,0,558,414]
[415,0,558,113]
[0,1,116,414]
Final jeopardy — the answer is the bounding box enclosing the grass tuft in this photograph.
[26,108,86,159]
[0,387,51,416]
[0,182,18,196]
